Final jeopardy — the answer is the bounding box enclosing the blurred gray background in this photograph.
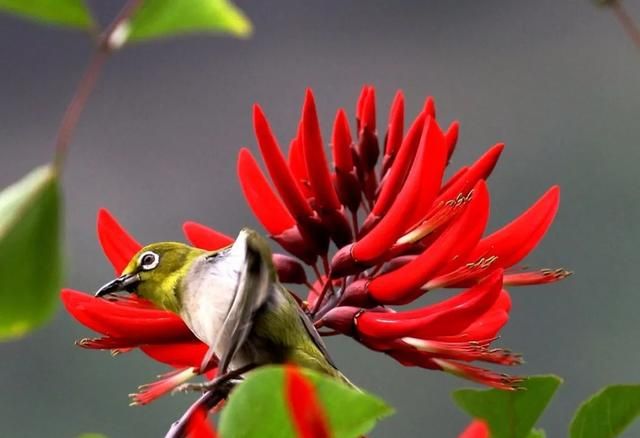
[1,1,639,436]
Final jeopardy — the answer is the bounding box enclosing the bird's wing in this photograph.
[201,230,271,374]
[293,296,339,369]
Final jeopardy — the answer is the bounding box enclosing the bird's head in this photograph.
[95,242,206,312]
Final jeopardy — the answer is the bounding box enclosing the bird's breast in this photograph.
[179,255,239,350]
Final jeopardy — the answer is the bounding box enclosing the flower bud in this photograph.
[320,306,360,335]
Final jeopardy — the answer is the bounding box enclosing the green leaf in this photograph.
[570,384,640,438]
[453,375,562,438]
[0,0,93,29]
[219,366,393,438]
[527,429,546,438]
[125,0,252,43]
[0,165,62,340]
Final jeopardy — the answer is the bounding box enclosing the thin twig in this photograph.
[310,278,332,317]
[53,0,145,171]
[351,209,359,237]
[312,263,324,284]
[610,0,640,50]
[53,50,109,170]
[165,364,256,438]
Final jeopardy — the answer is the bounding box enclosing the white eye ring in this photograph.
[139,251,160,271]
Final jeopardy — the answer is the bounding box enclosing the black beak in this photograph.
[95,273,141,297]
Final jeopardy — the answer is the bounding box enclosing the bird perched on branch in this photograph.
[95,228,349,394]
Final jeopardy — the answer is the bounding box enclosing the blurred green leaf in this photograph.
[528,429,546,438]
[570,384,640,438]
[453,375,562,438]
[0,164,62,340]
[219,366,393,438]
[0,0,93,29]
[125,0,251,43]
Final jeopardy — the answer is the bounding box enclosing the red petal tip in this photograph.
[97,208,142,274]
[182,221,233,251]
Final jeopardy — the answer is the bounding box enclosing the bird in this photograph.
[94,228,348,391]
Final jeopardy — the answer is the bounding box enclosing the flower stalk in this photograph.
[53,0,144,172]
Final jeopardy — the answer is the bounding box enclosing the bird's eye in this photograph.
[139,251,160,271]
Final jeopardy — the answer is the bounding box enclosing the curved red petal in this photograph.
[359,271,503,339]
[97,208,142,274]
[302,89,342,211]
[353,117,431,263]
[331,108,354,172]
[141,341,209,369]
[285,365,331,438]
[384,90,405,158]
[183,221,233,250]
[436,143,504,205]
[253,104,314,219]
[62,290,174,319]
[288,139,314,198]
[368,180,489,304]
[425,187,570,289]
[237,148,297,235]
[62,289,194,342]
[431,290,511,342]
[445,121,460,163]
[459,308,509,341]
[424,96,436,118]
[361,86,376,132]
[81,311,192,343]
[469,186,560,268]
[404,117,450,229]
[356,85,370,127]
[370,110,426,218]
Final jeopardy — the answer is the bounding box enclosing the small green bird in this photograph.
[95,228,347,388]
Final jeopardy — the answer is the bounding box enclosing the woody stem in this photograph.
[610,0,640,50]
[53,0,145,172]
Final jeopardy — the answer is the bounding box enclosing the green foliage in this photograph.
[453,375,562,438]
[0,165,62,340]
[570,384,640,438]
[126,0,252,43]
[0,0,93,29]
[219,366,393,438]
[527,429,546,438]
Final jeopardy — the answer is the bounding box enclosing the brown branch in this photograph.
[53,49,109,170]
[53,0,145,171]
[610,0,640,50]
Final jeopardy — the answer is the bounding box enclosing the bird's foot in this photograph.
[173,377,245,394]
[172,382,209,394]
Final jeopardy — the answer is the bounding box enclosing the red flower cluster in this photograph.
[236,87,569,389]
[62,85,569,433]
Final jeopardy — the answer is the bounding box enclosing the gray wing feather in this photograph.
[209,246,270,374]
[295,300,338,369]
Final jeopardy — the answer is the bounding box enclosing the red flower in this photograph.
[459,420,489,438]
[63,86,569,420]
[236,86,570,389]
